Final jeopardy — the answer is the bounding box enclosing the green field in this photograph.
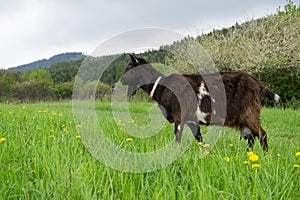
[0,102,299,199]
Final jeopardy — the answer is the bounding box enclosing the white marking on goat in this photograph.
[274,94,280,102]
[196,107,208,124]
[197,82,210,101]
[213,110,216,115]
[177,125,181,131]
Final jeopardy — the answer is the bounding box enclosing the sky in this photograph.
[0,0,298,69]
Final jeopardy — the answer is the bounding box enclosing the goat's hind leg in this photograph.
[174,122,185,144]
[245,122,268,152]
[259,126,268,152]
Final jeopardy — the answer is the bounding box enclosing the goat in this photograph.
[121,54,280,151]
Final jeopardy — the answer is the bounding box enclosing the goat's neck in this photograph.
[140,66,164,96]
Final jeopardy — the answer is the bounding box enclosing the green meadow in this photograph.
[0,102,299,199]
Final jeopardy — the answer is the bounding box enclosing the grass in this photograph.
[0,101,299,199]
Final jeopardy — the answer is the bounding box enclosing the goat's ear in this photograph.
[130,54,139,65]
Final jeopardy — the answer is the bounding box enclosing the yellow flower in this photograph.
[205,150,210,155]
[63,129,68,133]
[49,135,55,139]
[58,113,63,117]
[229,144,234,147]
[52,111,57,115]
[293,164,299,169]
[252,164,260,169]
[224,157,230,162]
[76,124,82,128]
[203,144,210,148]
[249,154,259,162]
[247,151,254,156]
[50,130,55,133]
[296,152,300,157]
[198,142,203,146]
[75,135,81,139]
[0,138,6,143]
[276,153,280,158]
[243,161,250,165]
[126,138,133,142]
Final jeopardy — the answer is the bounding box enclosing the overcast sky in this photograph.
[1,0,298,69]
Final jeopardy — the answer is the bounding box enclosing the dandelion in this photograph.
[247,151,254,156]
[229,144,234,147]
[203,143,210,148]
[249,154,259,162]
[0,138,6,143]
[63,129,68,133]
[293,164,299,169]
[126,138,133,142]
[76,124,82,128]
[252,164,261,169]
[276,153,280,158]
[198,142,203,146]
[296,152,300,157]
[205,150,210,155]
[58,113,63,117]
[243,161,250,165]
[61,124,65,128]
[75,135,81,139]
[224,157,230,162]
[52,111,57,115]
[50,130,55,133]
[22,106,26,109]
[49,135,55,139]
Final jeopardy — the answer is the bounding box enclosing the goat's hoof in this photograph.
[176,137,181,144]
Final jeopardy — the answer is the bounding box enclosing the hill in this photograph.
[162,1,300,106]
[8,52,86,73]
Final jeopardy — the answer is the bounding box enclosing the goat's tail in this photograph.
[261,86,280,102]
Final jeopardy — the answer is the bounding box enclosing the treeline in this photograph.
[0,50,169,102]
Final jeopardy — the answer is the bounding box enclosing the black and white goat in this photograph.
[121,54,280,151]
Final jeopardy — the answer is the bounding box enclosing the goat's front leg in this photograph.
[187,121,202,142]
[174,122,185,144]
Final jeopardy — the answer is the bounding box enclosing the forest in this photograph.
[0,1,299,108]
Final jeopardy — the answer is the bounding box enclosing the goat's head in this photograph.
[121,54,149,100]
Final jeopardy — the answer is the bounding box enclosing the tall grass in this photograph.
[0,102,299,199]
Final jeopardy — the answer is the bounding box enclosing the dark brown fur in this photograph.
[121,55,279,151]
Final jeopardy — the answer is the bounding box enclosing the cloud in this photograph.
[0,0,296,68]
